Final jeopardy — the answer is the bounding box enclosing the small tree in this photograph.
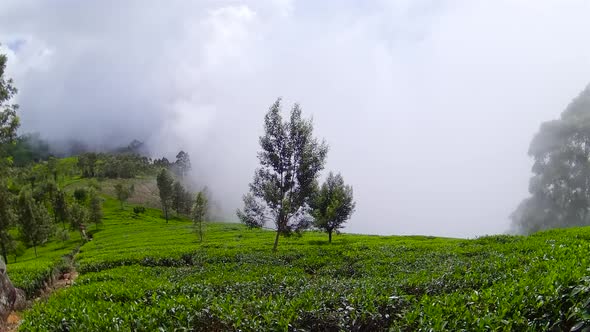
[47,156,58,182]
[88,189,103,229]
[172,181,186,215]
[53,189,69,230]
[311,172,355,243]
[192,191,209,242]
[8,241,26,263]
[78,152,98,178]
[114,183,134,209]
[175,151,191,178]
[17,189,52,257]
[237,98,329,251]
[73,187,88,203]
[46,181,58,201]
[69,202,88,240]
[156,169,174,223]
[55,228,70,243]
[181,190,194,215]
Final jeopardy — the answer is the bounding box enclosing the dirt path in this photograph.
[3,249,80,332]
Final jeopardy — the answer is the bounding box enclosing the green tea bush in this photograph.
[17,197,590,331]
[8,231,80,296]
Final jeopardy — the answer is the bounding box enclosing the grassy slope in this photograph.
[64,176,161,209]
[17,195,590,331]
[6,232,80,297]
[4,157,155,299]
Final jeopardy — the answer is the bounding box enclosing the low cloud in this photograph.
[2,0,590,237]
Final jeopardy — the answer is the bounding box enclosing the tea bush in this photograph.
[18,198,590,331]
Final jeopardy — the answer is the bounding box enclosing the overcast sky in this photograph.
[1,0,590,237]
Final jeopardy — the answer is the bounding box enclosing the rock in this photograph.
[0,258,26,322]
[13,289,26,311]
[7,312,21,324]
[0,259,15,321]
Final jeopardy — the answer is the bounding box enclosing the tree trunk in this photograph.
[0,242,7,265]
[33,243,37,258]
[273,230,280,252]
[328,229,333,243]
[165,208,169,223]
[199,221,203,242]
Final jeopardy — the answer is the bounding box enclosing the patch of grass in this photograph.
[7,231,81,297]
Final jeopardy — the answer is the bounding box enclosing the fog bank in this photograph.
[2,0,590,237]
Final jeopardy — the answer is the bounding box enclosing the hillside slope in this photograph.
[16,196,590,331]
[64,177,162,208]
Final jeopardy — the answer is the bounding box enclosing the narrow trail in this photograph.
[3,247,81,332]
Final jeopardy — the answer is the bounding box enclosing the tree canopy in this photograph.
[0,180,15,263]
[0,50,19,148]
[512,85,590,233]
[157,169,174,223]
[311,172,355,243]
[17,189,52,257]
[0,48,19,177]
[88,189,103,228]
[114,183,134,209]
[237,98,328,251]
[174,151,191,178]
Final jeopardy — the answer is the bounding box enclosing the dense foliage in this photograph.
[513,85,590,233]
[4,133,51,167]
[17,189,53,257]
[0,49,19,150]
[78,152,153,179]
[311,172,355,243]
[156,169,174,223]
[238,99,328,251]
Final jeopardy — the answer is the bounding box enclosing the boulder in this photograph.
[0,258,25,321]
[13,289,26,311]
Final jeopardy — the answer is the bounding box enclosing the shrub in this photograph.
[73,188,88,203]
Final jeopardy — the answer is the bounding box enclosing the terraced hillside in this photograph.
[14,196,590,331]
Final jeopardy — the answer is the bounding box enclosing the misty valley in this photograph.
[3,1,590,331]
